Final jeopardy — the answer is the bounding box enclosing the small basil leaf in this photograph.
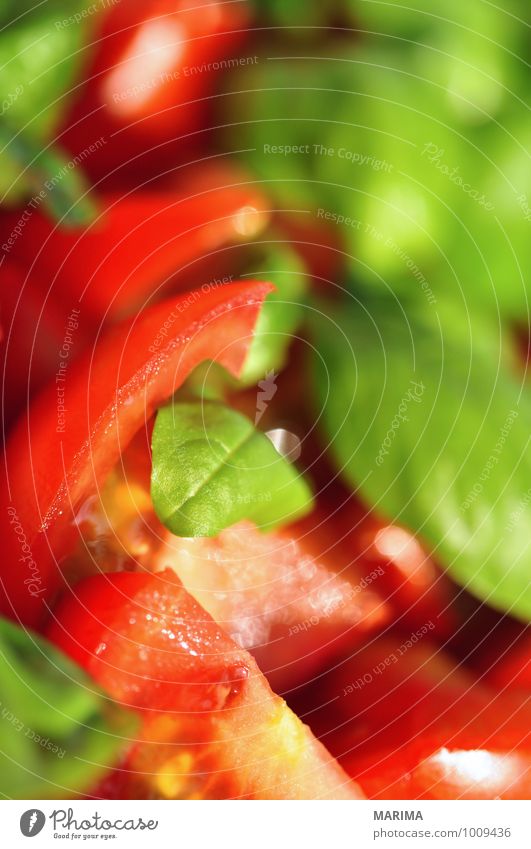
[0,617,136,799]
[151,401,313,536]
[312,293,531,622]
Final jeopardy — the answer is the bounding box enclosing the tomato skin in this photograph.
[61,0,251,181]
[2,183,269,326]
[46,570,363,799]
[0,281,270,626]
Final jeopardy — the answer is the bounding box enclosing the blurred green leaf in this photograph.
[224,37,530,318]
[0,0,95,221]
[312,291,531,622]
[0,617,136,799]
[0,121,97,224]
[0,3,89,137]
[239,241,309,384]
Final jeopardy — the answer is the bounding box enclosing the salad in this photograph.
[0,0,529,801]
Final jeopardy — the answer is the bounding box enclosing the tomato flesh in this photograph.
[47,570,363,799]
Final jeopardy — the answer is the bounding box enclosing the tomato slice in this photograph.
[3,184,269,325]
[150,519,389,692]
[348,693,531,800]
[46,570,363,799]
[295,634,487,747]
[61,0,250,180]
[296,634,531,800]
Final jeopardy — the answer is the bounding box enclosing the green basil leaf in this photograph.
[251,0,333,30]
[240,242,309,385]
[151,401,314,536]
[184,243,309,395]
[0,617,136,799]
[0,0,97,222]
[224,36,530,321]
[0,5,89,138]
[312,293,531,622]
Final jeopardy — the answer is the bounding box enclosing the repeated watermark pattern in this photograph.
[1,137,107,255]
[263,143,393,173]
[1,85,24,117]
[111,56,259,108]
[505,487,531,534]
[421,143,495,211]
[147,275,234,354]
[6,506,45,598]
[287,566,384,637]
[56,309,82,433]
[375,380,426,466]
[516,192,531,222]
[316,209,436,304]
[54,0,121,30]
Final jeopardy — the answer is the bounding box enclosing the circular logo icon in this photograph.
[20,810,46,837]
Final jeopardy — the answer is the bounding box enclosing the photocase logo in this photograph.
[255,370,278,424]
[20,810,46,837]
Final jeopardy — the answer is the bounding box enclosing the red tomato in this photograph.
[475,628,531,692]
[295,635,531,800]
[348,693,531,800]
[2,182,269,325]
[295,635,488,746]
[61,433,389,694]
[1,262,89,426]
[345,513,470,639]
[61,0,251,181]
[46,570,363,799]
[147,519,389,692]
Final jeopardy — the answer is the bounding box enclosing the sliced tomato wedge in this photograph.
[348,693,531,800]
[296,634,487,746]
[46,569,363,800]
